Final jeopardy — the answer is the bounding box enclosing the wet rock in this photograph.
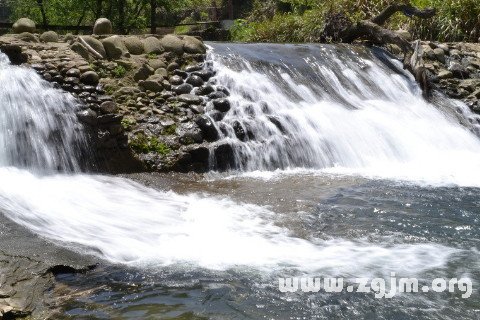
[216,86,230,96]
[124,36,144,55]
[76,109,97,125]
[99,101,117,114]
[189,104,205,114]
[93,18,112,35]
[196,84,215,96]
[209,91,227,100]
[66,68,81,77]
[195,115,218,141]
[179,94,202,105]
[193,69,215,81]
[142,37,164,54]
[437,69,453,80]
[173,83,193,95]
[186,74,204,87]
[213,98,231,112]
[173,70,188,79]
[214,143,236,171]
[169,75,184,85]
[40,31,59,43]
[448,61,468,78]
[13,18,36,33]
[80,71,100,86]
[185,64,203,72]
[233,121,246,141]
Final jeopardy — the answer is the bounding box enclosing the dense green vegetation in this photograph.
[8,0,213,33]
[230,0,480,42]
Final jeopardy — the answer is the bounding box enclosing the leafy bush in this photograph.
[230,0,480,42]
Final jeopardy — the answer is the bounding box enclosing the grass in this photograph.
[113,65,127,78]
[130,134,171,156]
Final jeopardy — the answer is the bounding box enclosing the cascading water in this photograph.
[0,52,86,172]
[206,43,480,185]
[0,45,479,318]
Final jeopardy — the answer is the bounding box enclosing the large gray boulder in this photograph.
[71,42,90,60]
[123,36,144,55]
[183,36,206,54]
[93,18,112,35]
[81,36,107,59]
[12,18,36,33]
[40,31,59,43]
[134,63,155,82]
[102,35,129,59]
[159,35,185,55]
[142,37,164,54]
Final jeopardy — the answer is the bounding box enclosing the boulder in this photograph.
[186,74,204,87]
[173,83,193,95]
[169,75,184,85]
[433,48,446,64]
[80,71,100,86]
[139,79,163,92]
[40,31,59,43]
[81,36,107,59]
[178,94,202,105]
[142,37,164,54]
[12,18,36,33]
[154,68,168,78]
[99,101,118,114]
[183,36,207,54]
[93,18,112,35]
[159,35,185,55]
[124,36,144,55]
[16,32,38,42]
[71,42,90,60]
[134,63,154,82]
[148,59,167,70]
[195,115,219,142]
[102,35,129,60]
[213,98,231,112]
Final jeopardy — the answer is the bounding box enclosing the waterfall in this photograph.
[206,43,480,184]
[0,52,86,172]
[0,45,477,274]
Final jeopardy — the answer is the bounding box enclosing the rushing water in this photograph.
[0,44,479,319]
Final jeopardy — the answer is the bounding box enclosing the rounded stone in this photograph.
[183,36,207,54]
[159,34,185,56]
[40,31,59,43]
[100,101,118,114]
[124,36,145,55]
[80,71,100,86]
[173,83,193,95]
[142,37,164,54]
[186,75,204,87]
[93,18,112,35]
[12,18,36,33]
[213,98,231,112]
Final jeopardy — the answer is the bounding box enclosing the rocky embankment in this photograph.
[1,17,231,174]
[420,41,480,112]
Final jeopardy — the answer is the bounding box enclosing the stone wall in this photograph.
[0,28,229,174]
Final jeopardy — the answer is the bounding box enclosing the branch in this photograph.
[78,37,104,59]
[371,3,436,26]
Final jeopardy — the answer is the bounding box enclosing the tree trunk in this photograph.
[150,0,157,34]
[36,0,48,29]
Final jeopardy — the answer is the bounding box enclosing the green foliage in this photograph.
[130,134,171,156]
[162,124,177,135]
[112,65,127,78]
[231,0,480,42]
[121,117,136,130]
[146,53,157,59]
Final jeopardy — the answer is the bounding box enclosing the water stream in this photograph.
[0,44,479,319]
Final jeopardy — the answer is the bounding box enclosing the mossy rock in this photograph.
[12,18,36,33]
[40,31,59,43]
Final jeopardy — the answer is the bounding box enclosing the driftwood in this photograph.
[322,3,436,97]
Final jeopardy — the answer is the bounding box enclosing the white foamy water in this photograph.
[0,167,459,276]
[207,44,480,187]
[0,47,475,277]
